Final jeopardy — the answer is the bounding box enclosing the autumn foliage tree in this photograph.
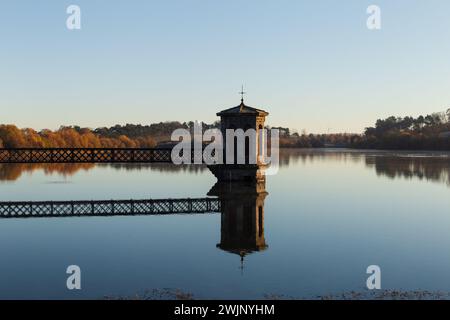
[0,125,157,148]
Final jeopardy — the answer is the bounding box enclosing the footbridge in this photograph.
[0,148,179,164]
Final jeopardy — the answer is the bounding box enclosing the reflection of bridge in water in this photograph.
[0,198,221,218]
[0,174,269,265]
[0,178,269,263]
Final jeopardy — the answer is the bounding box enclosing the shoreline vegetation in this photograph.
[104,288,450,300]
[1,109,449,151]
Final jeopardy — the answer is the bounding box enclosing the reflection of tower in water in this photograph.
[208,176,268,266]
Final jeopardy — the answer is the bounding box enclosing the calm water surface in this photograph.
[0,149,449,299]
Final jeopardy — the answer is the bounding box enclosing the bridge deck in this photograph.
[0,148,184,163]
[0,198,220,218]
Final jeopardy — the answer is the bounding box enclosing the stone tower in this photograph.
[208,98,269,182]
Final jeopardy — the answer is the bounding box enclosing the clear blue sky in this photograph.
[1,1,449,133]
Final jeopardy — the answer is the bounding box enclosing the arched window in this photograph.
[227,125,236,164]
[244,124,252,164]
[258,124,264,161]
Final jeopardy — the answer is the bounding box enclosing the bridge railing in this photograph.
[0,148,210,163]
[0,148,174,163]
[0,198,220,218]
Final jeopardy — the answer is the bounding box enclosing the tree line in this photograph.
[273,109,450,150]
[0,122,359,149]
[353,110,450,150]
[1,109,449,150]
[0,125,157,148]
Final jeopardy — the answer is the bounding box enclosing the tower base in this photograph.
[207,164,266,182]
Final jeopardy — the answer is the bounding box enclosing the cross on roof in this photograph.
[239,85,246,103]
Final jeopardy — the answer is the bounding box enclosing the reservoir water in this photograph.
[0,149,449,299]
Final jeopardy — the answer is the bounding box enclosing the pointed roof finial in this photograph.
[239,85,246,104]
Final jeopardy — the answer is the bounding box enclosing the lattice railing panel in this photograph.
[0,148,178,163]
[0,198,220,218]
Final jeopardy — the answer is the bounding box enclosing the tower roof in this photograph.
[217,101,269,117]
